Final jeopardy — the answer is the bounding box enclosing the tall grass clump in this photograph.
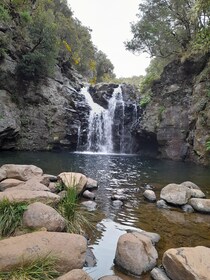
[58,187,91,234]
[0,198,28,237]
[0,255,60,280]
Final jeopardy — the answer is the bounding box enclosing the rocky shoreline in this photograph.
[0,164,209,279]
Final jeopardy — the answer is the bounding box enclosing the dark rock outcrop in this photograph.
[136,54,210,164]
[0,52,89,151]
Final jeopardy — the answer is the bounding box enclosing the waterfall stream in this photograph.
[78,85,138,154]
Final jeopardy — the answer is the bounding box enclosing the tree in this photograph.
[95,50,115,82]
[190,0,210,55]
[16,7,58,79]
[125,0,209,58]
[1,0,116,81]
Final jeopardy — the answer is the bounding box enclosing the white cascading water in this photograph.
[79,86,125,153]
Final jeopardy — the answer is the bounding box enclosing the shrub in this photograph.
[0,5,10,22]
[16,52,50,80]
[0,199,28,237]
[140,94,151,108]
[20,11,32,25]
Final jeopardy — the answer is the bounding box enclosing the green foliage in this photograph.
[55,181,65,192]
[19,10,32,25]
[94,50,115,83]
[158,106,166,121]
[1,0,115,81]
[140,94,151,108]
[0,4,11,22]
[112,75,143,89]
[206,140,210,151]
[58,187,91,234]
[0,255,60,280]
[16,52,50,80]
[126,0,210,59]
[0,199,28,237]
[16,8,58,80]
[140,57,169,94]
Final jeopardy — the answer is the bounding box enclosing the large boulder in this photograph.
[114,232,158,276]
[58,172,87,194]
[0,164,43,181]
[4,181,50,192]
[0,178,24,191]
[189,198,210,213]
[22,202,66,231]
[160,183,191,205]
[0,232,87,273]
[0,190,60,204]
[162,246,210,280]
[57,269,92,280]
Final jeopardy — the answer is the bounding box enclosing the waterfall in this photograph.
[78,85,138,154]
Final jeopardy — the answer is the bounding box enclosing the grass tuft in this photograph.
[0,198,28,237]
[0,255,60,280]
[58,187,92,234]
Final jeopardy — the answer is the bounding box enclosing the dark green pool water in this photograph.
[0,151,210,279]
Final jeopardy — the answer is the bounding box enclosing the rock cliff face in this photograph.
[136,54,210,165]
[0,54,87,151]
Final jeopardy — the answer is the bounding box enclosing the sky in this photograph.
[67,0,151,78]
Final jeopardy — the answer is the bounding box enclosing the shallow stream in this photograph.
[1,151,210,279]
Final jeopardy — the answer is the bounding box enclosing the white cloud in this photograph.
[68,0,151,78]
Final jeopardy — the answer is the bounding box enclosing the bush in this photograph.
[16,52,50,80]
[0,5,10,22]
[0,199,28,237]
[140,94,151,108]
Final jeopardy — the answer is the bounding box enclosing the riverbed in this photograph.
[0,151,210,279]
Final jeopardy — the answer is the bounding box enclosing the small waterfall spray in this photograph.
[78,85,138,153]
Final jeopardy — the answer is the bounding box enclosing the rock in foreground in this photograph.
[0,232,87,273]
[163,246,210,280]
[22,202,66,231]
[0,190,60,204]
[0,164,43,181]
[114,232,158,276]
[58,172,87,194]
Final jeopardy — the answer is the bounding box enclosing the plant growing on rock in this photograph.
[0,198,28,237]
[58,187,92,234]
[140,94,151,108]
[0,255,60,280]
[206,140,210,152]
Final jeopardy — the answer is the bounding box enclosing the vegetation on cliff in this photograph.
[126,0,210,93]
[0,0,115,82]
